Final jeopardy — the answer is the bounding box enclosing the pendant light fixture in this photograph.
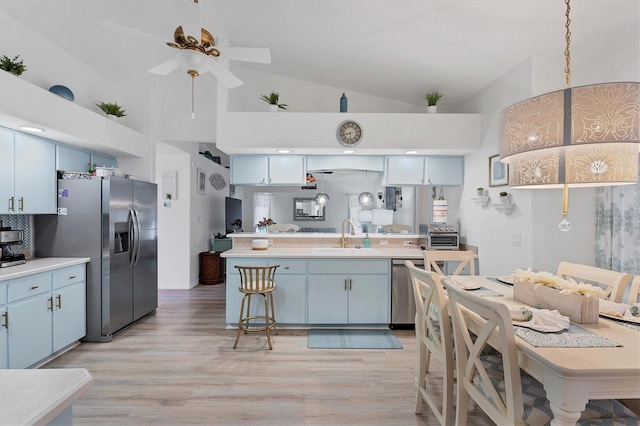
[358,170,374,208]
[499,0,639,231]
[315,171,330,206]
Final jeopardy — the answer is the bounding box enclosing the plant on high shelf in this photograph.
[96,101,126,117]
[0,55,27,76]
[260,91,288,111]
[424,91,443,113]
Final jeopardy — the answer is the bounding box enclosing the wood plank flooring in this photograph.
[44,284,493,425]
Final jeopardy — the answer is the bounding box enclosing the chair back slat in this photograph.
[556,261,632,302]
[628,275,640,304]
[423,250,476,276]
[235,265,279,293]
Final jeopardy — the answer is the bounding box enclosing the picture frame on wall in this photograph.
[489,154,509,187]
[197,168,206,194]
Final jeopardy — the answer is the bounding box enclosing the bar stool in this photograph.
[233,265,279,350]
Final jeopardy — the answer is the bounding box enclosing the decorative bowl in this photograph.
[49,85,74,101]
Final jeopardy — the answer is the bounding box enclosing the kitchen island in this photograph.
[222,233,425,328]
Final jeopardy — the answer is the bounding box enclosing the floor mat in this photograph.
[307,329,403,349]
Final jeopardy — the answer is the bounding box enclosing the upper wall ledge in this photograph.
[0,72,146,158]
[216,111,482,155]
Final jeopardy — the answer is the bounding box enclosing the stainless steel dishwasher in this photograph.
[390,258,424,328]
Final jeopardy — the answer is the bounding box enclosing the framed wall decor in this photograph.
[197,168,206,194]
[489,154,509,187]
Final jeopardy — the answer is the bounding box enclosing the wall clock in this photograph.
[337,120,363,147]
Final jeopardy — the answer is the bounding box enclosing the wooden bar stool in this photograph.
[233,265,279,350]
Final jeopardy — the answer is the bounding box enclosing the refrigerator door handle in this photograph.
[129,208,136,267]
[133,207,142,266]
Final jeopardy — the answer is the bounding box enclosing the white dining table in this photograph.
[453,276,640,426]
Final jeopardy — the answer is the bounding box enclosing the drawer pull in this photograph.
[19,197,24,211]
[284,267,290,270]
[349,278,353,290]
[2,312,7,329]
[48,297,54,311]
[56,294,62,309]
[30,285,39,290]
[69,275,76,280]
[9,196,14,212]
[344,279,347,291]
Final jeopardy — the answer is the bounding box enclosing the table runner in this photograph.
[513,324,622,348]
[600,316,640,332]
[467,286,503,297]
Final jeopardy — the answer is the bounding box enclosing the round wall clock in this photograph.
[337,120,363,147]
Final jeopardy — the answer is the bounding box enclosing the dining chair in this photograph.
[423,250,475,276]
[442,277,639,426]
[627,275,640,304]
[404,260,454,426]
[556,261,632,303]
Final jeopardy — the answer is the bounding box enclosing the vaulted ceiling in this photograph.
[2,0,639,110]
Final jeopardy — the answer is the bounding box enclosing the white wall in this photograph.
[156,142,229,289]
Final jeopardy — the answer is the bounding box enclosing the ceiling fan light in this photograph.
[175,49,209,74]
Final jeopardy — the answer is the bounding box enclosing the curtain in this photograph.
[595,155,640,275]
[347,194,364,233]
[253,193,272,231]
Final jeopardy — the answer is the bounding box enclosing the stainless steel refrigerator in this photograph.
[35,176,158,342]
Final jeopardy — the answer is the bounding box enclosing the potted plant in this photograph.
[499,191,509,203]
[96,101,126,118]
[0,55,27,76]
[424,91,443,113]
[260,91,288,112]
[477,187,485,196]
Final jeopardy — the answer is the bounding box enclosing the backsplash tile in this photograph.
[0,214,30,249]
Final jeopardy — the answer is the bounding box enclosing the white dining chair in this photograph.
[627,275,640,304]
[442,277,639,426]
[556,261,632,303]
[405,260,454,426]
[423,250,475,276]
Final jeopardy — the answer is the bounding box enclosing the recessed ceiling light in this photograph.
[20,126,44,133]
[342,150,355,154]
[277,149,291,153]
[405,150,418,154]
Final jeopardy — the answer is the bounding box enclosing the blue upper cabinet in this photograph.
[1,131,57,214]
[385,155,464,186]
[57,145,91,173]
[425,156,464,186]
[91,153,117,169]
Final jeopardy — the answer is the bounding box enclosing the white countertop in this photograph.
[229,232,424,239]
[0,257,90,282]
[222,247,425,259]
[0,368,93,425]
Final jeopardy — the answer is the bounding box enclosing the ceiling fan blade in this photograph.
[148,58,180,75]
[217,47,272,64]
[205,58,243,88]
[101,20,168,44]
[173,0,201,43]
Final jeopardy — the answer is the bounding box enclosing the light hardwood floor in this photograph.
[44,284,493,425]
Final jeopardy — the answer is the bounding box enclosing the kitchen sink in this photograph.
[311,247,379,255]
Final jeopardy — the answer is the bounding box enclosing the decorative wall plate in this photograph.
[209,173,227,190]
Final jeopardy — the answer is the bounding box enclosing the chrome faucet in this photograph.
[341,219,356,248]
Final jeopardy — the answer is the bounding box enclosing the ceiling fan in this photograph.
[102,0,271,117]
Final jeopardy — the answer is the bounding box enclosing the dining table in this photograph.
[448,275,640,426]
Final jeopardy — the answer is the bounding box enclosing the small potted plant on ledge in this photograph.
[96,101,126,119]
[0,54,27,76]
[424,91,443,113]
[477,187,485,196]
[260,91,288,112]
[499,191,509,203]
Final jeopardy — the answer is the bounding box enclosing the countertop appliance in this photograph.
[0,229,26,268]
[426,223,460,250]
[391,258,424,328]
[35,176,158,342]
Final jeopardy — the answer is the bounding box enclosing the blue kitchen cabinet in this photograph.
[0,129,56,214]
[230,155,306,185]
[56,144,91,173]
[385,156,426,185]
[91,153,117,169]
[225,258,306,325]
[307,259,390,324]
[52,265,86,352]
[0,282,7,369]
[425,156,464,186]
